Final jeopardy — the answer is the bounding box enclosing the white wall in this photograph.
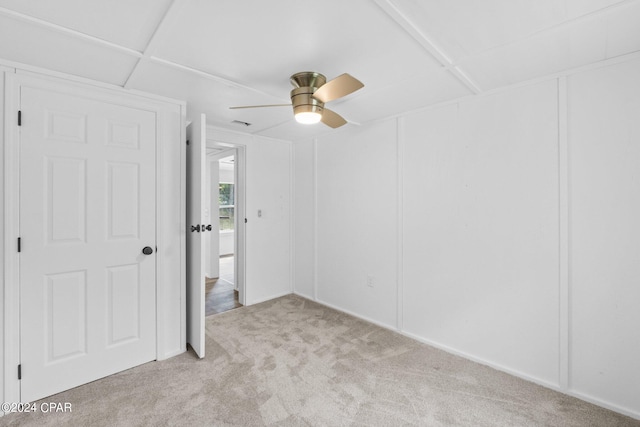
[153,96,185,361]
[219,161,234,256]
[219,163,234,183]
[567,60,640,415]
[204,158,220,278]
[293,58,640,419]
[292,140,315,299]
[315,121,399,328]
[0,65,10,411]
[219,232,234,256]
[403,81,560,385]
[204,155,235,275]
[208,128,292,306]
[245,136,292,304]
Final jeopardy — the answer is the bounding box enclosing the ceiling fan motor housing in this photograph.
[290,72,326,116]
[291,87,324,115]
[289,71,326,88]
[229,71,361,128]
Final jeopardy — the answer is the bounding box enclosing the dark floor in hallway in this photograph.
[205,255,241,316]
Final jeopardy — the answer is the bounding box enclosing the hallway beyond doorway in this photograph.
[205,255,241,316]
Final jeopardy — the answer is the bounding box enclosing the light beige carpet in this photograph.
[1,295,638,426]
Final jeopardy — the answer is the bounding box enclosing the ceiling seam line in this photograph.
[0,6,142,58]
[148,56,288,102]
[356,49,640,131]
[371,0,450,65]
[251,119,295,134]
[452,67,482,94]
[371,0,481,94]
[453,0,639,63]
[124,0,188,89]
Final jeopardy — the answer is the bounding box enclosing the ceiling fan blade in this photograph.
[312,73,364,103]
[321,108,348,128]
[229,104,291,109]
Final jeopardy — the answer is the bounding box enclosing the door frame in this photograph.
[204,147,235,279]
[3,72,186,405]
[206,140,247,306]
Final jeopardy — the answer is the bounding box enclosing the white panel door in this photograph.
[186,114,206,358]
[19,86,157,402]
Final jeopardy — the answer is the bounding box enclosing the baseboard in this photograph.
[292,290,314,301]
[246,290,293,306]
[313,297,555,393]
[296,295,640,421]
[564,389,640,421]
[401,331,639,420]
[157,346,186,361]
[312,297,398,333]
[400,330,560,389]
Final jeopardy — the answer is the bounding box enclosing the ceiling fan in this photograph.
[230,71,364,128]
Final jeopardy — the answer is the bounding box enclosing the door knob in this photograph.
[190,224,200,232]
[142,246,153,255]
[205,224,212,231]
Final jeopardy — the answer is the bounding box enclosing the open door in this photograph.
[186,113,206,358]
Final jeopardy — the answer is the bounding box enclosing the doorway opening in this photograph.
[204,145,245,315]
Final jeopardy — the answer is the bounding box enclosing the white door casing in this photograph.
[205,157,220,279]
[19,86,157,402]
[186,114,206,358]
[204,139,247,306]
[233,145,246,305]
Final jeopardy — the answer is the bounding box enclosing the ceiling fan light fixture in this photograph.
[295,111,322,124]
[293,99,323,125]
[230,71,363,129]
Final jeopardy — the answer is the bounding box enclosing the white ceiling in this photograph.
[0,0,639,140]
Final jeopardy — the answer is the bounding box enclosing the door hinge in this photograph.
[186,139,190,146]
[17,237,21,253]
[18,110,22,126]
[18,364,21,380]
